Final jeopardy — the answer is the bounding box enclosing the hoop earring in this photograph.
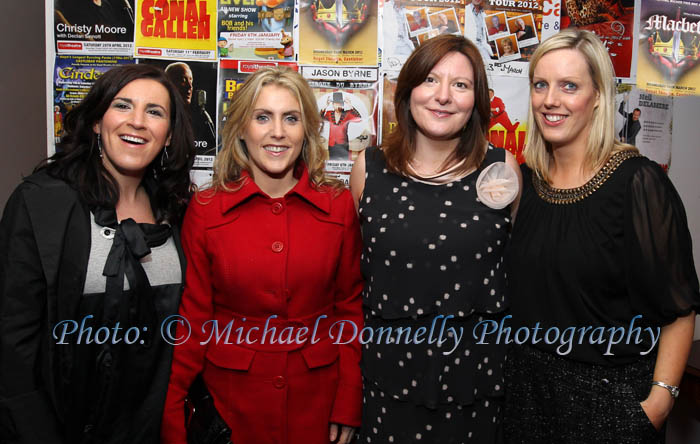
[96,133,103,158]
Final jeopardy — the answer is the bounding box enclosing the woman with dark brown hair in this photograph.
[0,63,194,444]
[350,34,521,442]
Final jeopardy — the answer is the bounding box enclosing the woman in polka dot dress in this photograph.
[350,35,521,443]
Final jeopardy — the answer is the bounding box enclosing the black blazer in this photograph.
[0,170,185,444]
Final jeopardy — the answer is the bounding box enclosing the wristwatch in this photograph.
[651,381,680,398]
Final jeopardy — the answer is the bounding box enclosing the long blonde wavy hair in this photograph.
[212,66,342,192]
[524,29,637,182]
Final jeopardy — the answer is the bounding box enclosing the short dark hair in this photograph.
[383,34,490,176]
[42,64,195,223]
[633,108,641,114]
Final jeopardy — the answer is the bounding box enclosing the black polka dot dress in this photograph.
[358,146,511,443]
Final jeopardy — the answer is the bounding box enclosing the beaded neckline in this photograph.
[533,150,642,204]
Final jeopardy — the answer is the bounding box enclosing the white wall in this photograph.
[668,96,700,340]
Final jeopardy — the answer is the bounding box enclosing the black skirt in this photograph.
[504,345,663,444]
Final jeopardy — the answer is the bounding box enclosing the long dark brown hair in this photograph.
[383,34,490,176]
[40,64,195,223]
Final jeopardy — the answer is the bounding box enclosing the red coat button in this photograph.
[271,241,284,253]
[271,202,284,214]
[273,375,286,389]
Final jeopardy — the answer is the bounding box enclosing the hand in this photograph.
[329,423,355,444]
[640,385,675,431]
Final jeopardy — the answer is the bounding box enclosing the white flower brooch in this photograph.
[475,162,519,210]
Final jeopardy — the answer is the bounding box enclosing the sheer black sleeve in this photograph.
[624,159,700,325]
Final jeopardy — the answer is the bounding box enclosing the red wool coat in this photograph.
[161,167,363,444]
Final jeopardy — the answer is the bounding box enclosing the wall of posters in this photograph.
[45,0,698,180]
[636,0,700,96]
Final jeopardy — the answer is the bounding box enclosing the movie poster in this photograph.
[53,55,133,148]
[382,0,466,71]
[560,0,636,79]
[301,66,379,185]
[218,0,295,61]
[54,0,136,55]
[298,0,379,66]
[615,84,673,169]
[134,0,217,60]
[636,0,700,96]
[487,74,529,162]
[139,59,218,165]
[464,0,559,77]
[380,72,398,144]
[217,59,298,142]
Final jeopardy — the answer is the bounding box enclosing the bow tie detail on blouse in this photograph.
[93,207,171,336]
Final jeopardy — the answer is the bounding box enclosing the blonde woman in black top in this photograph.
[504,29,698,443]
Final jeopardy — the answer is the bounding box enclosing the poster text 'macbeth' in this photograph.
[140,0,211,40]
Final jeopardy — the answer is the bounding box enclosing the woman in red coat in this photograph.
[160,67,363,444]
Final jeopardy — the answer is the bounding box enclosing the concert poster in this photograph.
[636,0,700,96]
[560,0,637,79]
[381,0,466,71]
[52,55,133,150]
[486,74,529,162]
[217,0,296,61]
[298,0,379,66]
[138,58,218,165]
[301,66,380,185]
[615,84,673,169]
[54,0,136,55]
[134,0,218,60]
[464,0,559,77]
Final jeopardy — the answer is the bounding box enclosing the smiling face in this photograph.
[242,84,304,189]
[531,48,599,153]
[491,16,500,27]
[93,78,172,180]
[409,51,475,146]
[632,109,641,121]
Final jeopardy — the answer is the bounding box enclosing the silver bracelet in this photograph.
[651,381,680,398]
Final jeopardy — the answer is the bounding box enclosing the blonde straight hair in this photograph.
[524,29,637,182]
[212,66,341,192]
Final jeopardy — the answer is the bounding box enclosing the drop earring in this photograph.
[161,146,169,169]
[97,133,103,158]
